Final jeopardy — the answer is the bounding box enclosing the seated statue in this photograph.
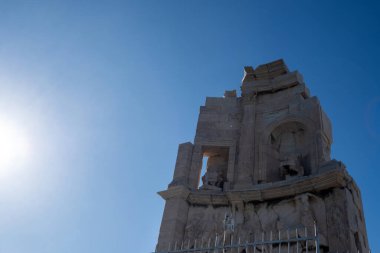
[200,169,225,190]
[280,154,304,180]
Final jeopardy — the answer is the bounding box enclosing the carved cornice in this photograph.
[184,167,351,205]
[158,185,190,200]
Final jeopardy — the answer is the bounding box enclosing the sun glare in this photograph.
[0,119,30,170]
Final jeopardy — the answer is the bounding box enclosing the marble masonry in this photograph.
[155,60,369,252]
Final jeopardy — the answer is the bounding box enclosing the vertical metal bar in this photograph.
[223,231,226,248]
[316,235,320,253]
[214,234,218,253]
[296,228,299,253]
[246,240,249,253]
[238,237,241,253]
[195,239,197,250]
[270,231,273,253]
[279,230,281,253]
[188,239,190,250]
[208,237,211,249]
[261,232,264,253]
[287,230,290,253]
[314,221,320,253]
[168,242,171,252]
[314,221,317,236]
[305,226,308,253]
[174,241,177,251]
[181,241,184,250]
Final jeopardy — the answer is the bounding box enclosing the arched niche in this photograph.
[262,118,317,182]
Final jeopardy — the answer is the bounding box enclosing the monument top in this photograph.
[243,59,289,82]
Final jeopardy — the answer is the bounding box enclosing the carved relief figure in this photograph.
[271,122,307,179]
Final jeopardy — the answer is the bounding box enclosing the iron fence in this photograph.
[155,223,320,253]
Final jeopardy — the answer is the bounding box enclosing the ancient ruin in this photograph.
[155,60,369,252]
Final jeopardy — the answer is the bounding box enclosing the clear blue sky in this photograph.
[0,1,379,252]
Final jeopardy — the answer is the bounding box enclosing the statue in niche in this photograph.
[200,154,227,190]
[280,154,304,179]
[272,126,306,179]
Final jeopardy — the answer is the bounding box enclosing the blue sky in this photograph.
[0,1,379,252]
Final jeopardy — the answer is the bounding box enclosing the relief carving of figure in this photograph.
[272,124,307,179]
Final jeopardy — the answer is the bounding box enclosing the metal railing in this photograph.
[155,223,320,253]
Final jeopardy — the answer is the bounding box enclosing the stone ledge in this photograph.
[158,185,190,200]
[158,165,355,205]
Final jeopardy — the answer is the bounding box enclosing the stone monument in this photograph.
[155,60,369,252]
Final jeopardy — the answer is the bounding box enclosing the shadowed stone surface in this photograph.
[156,59,369,252]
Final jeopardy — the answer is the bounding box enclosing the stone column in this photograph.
[169,142,194,187]
[187,144,203,189]
[236,102,255,188]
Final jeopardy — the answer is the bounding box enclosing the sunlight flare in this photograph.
[0,118,30,170]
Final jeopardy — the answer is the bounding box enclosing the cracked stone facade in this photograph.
[155,59,369,252]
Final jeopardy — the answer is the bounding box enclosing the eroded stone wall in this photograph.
[180,183,367,252]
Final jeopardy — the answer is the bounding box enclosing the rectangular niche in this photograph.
[197,141,236,191]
